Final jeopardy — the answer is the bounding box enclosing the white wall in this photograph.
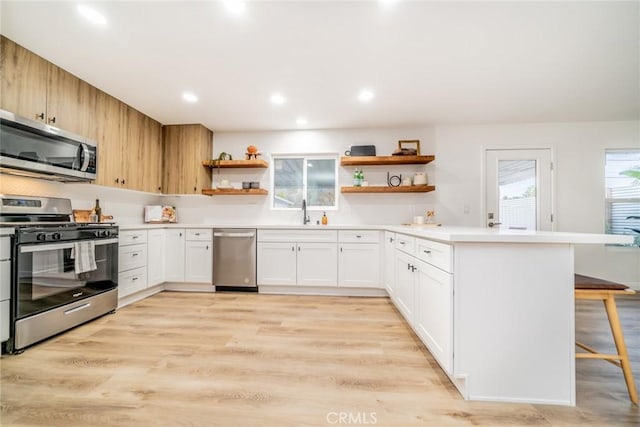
[434,120,640,287]
[167,127,438,226]
[0,174,162,224]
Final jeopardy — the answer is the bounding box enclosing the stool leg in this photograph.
[603,295,638,404]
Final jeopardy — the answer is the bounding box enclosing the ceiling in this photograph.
[1,1,638,132]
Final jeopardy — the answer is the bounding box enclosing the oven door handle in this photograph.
[20,238,119,253]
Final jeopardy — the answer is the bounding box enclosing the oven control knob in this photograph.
[103,230,111,237]
[93,231,101,238]
[36,233,47,241]
[52,232,62,240]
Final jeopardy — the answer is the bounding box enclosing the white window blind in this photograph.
[605,150,640,247]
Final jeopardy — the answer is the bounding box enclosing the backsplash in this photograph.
[0,174,162,224]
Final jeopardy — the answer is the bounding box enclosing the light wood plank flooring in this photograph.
[1,292,638,426]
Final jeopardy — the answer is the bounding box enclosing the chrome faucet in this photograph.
[302,199,310,225]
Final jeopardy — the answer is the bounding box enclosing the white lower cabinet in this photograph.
[119,267,147,298]
[164,228,212,284]
[118,230,148,298]
[337,230,380,288]
[394,250,417,323]
[415,259,453,374]
[384,232,396,295]
[1,233,11,342]
[257,230,338,286]
[147,229,165,287]
[338,243,380,287]
[164,229,185,282]
[257,241,337,286]
[297,243,338,286]
[391,235,454,375]
[257,242,297,285]
[185,240,212,283]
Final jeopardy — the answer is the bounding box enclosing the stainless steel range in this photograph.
[0,195,118,353]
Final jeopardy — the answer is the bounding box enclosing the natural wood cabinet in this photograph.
[94,94,162,192]
[94,91,125,187]
[162,124,213,194]
[0,36,48,121]
[0,36,96,138]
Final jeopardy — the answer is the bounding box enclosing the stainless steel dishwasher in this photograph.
[213,228,257,291]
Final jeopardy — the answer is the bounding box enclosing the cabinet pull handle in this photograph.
[298,246,301,252]
[423,250,431,254]
[132,277,138,281]
[399,241,405,245]
[195,233,200,236]
[35,112,44,120]
[206,245,209,250]
[407,263,411,270]
[390,238,394,242]
[356,235,362,238]
[48,116,56,124]
[115,178,120,184]
[411,265,417,272]
[132,253,139,257]
[132,235,139,239]
[340,247,343,252]
[180,233,182,237]
[121,179,126,185]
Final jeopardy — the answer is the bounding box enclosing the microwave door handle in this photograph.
[79,143,90,171]
[20,238,118,253]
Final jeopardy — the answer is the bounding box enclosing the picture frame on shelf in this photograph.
[398,140,420,155]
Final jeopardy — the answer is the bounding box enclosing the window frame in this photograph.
[270,153,339,211]
[604,148,640,248]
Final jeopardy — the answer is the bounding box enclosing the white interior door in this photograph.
[485,149,553,231]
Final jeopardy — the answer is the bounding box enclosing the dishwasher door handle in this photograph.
[214,232,255,238]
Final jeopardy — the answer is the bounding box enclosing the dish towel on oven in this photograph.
[71,240,97,274]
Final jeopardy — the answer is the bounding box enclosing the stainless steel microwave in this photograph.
[0,109,97,182]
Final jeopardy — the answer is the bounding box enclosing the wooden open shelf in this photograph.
[340,155,434,166]
[202,159,269,168]
[202,188,268,196]
[341,185,435,194]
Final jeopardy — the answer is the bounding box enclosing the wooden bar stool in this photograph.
[574,274,638,404]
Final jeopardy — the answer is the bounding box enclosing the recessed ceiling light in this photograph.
[296,117,308,126]
[182,92,199,103]
[77,4,107,27]
[358,90,375,102]
[223,0,246,15]
[271,94,286,105]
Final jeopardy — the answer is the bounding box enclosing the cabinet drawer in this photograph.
[338,230,380,243]
[0,236,10,260]
[119,230,148,246]
[186,229,212,241]
[118,267,147,298]
[258,229,337,243]
[118,244,147,272]
[415,238,453,273]
[0,260,10,300]
[395,234,415,254]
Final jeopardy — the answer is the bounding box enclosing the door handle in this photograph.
[64,303,91,315]
[488,222,502,227]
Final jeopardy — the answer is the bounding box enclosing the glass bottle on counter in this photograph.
[322,212,328,225]
[93,199,102,223]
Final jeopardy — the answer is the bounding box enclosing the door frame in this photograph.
[481,146,556,231]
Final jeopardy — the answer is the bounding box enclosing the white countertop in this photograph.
[117,223,634,245]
